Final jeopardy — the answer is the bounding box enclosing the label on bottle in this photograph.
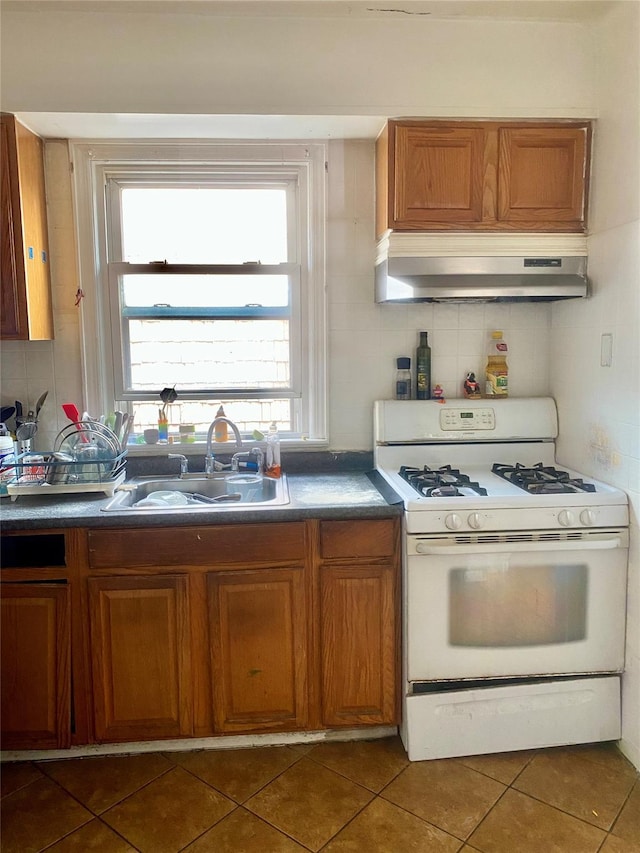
[416,365,431,399]
[486,371,508,396]
[395,380,410,400]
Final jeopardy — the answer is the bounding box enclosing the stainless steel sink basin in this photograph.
[102,473,289,512]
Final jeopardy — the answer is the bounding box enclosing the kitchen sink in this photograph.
[102,472,289,512]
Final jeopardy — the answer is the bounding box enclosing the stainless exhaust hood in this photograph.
[374,234,589,303]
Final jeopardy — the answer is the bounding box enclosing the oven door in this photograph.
[406,530,628,682]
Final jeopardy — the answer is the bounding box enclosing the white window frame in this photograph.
[71,140,328,445]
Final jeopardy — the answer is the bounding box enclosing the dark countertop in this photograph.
[0,471,403,531]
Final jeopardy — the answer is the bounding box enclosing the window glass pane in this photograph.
[122,274,289,309]
[128,319,290,391]
[121,188,288,264]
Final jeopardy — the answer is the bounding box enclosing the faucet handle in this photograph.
[204,453,215,475]
[231,448,263,474]
[168,453,189,476]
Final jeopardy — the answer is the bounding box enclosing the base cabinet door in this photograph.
[208,567,308,733]
[320,564,398,727]
[1,583,71,749]
[88,575,192,742]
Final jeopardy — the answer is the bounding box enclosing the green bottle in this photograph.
[416,331,431,400]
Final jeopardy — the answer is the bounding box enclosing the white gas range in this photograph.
[374,397,629,761]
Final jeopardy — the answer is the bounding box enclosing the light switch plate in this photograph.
[600,333,613,367]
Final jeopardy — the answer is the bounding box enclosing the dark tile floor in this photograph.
[1,737,638,852]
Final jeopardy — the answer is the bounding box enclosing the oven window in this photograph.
[449,563,588,647]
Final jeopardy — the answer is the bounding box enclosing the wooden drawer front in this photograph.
[320,520,397,560]
[88,575,192,742]
[88,523,306,569]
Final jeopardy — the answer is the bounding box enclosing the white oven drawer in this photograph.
[406,535,628,682]
[402,676,621,762]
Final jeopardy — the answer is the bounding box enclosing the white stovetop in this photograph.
[373,398,629,533]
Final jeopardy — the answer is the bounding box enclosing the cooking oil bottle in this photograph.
[416,332,432,400]
[485,331,508,397]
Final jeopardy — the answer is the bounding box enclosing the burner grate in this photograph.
[492,462,596,494]
[399,465,488,498]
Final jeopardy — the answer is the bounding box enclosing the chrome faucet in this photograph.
[232,447,264,475]
[205,417,243,475]
[168,453,189,477]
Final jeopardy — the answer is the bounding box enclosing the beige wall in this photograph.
[1,6,595,118]
[551,0,640,769]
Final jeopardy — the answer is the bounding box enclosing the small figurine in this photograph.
[432,384,445,403]
[463,372,482,399]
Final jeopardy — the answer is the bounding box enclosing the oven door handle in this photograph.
[414,537,623,555]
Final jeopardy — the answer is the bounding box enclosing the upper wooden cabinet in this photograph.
[1,113,54,340]
[376,120,591,236]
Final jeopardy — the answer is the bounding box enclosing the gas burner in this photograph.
[399,465,488,498]
[492,462,597,495]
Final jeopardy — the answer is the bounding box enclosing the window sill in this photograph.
[125,438,329,456]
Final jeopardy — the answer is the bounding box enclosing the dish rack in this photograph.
[6,422,127,500]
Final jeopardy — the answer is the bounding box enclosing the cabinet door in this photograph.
[1,116,26,337]
[88,575,192,742]
[1,583,71,749]
[208,567,308,732]
[320,564,398,727]
[391,124,487,227]
[0,113,53,341]
[497,126,588,228]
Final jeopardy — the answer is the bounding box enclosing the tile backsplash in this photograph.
[1,138,554,453]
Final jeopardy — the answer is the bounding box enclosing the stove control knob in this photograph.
[445,513,463,530]
[467,513,484,530]
[558,510,575,527]
[580,509,596,526]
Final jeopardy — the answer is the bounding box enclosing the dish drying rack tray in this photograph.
[7,421,127,500]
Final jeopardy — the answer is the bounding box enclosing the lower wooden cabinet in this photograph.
[0,583,71,749]
[2,517,400,749]
[208,567,308,732]
[320,564,398,726]
[88,575,192,742]
[318,520,400,727]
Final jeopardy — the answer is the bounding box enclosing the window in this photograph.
[72,142,327,444]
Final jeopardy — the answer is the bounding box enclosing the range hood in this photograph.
[375,234,589,303]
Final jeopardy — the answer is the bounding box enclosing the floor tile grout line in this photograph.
[0,763,43,800]
[603,773,639,837]
[36,756,176,818]
[375,789,472,845]
[14,766,98,850]
[507,782,632,835]
[165,742,310,807]
[304,747,410,795]
[37,815,143,853]
[315,789,379,853]
[172,802,241,853]
[462,781,514,849]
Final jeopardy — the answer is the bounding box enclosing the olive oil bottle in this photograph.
[416,332,432,400]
